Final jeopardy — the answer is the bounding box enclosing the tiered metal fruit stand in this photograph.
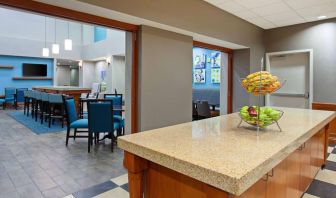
[237,58,286,132]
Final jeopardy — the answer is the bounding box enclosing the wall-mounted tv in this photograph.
[22,63,47,77]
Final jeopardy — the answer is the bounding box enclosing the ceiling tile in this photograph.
[202,0,336,29]
[234,0,281,9]
[296,3,336,17]
[217,1,246,13]
[284,0,333,10]
[273,18,306,27]
[251,2,292,16]
[233,10,258,20]
[249,17,276,29]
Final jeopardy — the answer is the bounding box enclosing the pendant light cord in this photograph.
[44,17,47,47]
[54,19,57,42]
[67,21,70,39]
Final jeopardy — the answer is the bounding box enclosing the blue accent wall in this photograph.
[94,26,107,42]
[0,55,53,95]
[193,47,221,89]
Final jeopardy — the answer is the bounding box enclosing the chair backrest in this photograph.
[64,98,77,124]
[5,87,15,99]
[16,88,28,102]
[35,91,42,100]
[87,99,114,133]
[41,92,49,102]
[48,94,63,103]
[104,94,123,106]
[104,94,122,116]
[196,101,211,118]
[24,90,30,98]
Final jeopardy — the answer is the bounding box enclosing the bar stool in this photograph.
[30,91,37,119]
[23,90,30,115]
[34,91,43,122]
[48,94,65,128]
[40,92,50,124]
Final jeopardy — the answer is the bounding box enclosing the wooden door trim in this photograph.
[193,41,233,114]
[312,102,336,144]
[0,0,139,133]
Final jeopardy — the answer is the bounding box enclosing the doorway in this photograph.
[0,0,139,133]
[265,49,313,109]
[192,41,233,120]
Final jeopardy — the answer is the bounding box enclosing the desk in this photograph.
[118,108,335,198]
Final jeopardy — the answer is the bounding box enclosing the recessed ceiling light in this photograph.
[317,15,327,20]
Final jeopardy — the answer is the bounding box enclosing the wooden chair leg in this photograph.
[74,128,77,140]
[88,132,91,153]
[66,128,70,146]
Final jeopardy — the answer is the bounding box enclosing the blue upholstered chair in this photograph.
[1,87,16,110]
[64,97,88,147]
[87,99,119,152]
[0,98,4,110]
[104,94,124,136]
[15,88,28,110]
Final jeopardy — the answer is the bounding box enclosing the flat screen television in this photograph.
[22,63,47,77]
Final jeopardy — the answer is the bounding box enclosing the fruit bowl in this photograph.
[238,106,284,131]
[239,71,286,96]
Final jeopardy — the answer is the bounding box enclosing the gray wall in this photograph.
[56,66,70,86]
[138,26,193,131]
[233,49,251,111]
[77,0,265,107]
[264,19,336,103]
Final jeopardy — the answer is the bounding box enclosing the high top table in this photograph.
[33,86,91,113]
[118,107,335,198]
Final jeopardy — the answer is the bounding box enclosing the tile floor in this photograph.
[3,109,336,198]
[0,110,126,198]
[65,145,336,198]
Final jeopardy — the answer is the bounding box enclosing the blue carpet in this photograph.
[7,111,65,135]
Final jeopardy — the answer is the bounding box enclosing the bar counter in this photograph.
[118,107,335,198]
[33,86,91,111]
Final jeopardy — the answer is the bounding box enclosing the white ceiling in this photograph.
[204,0,336,29]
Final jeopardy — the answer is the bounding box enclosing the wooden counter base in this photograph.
[123,125,329,198]
[124,151,229,198]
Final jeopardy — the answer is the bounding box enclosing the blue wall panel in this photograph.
[0,55,53,95]
[192,47,221,89]
[94,26,107,42]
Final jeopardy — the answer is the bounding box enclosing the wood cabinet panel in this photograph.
[287,150,302,198]
[300,139,312,193]
[231,178,266,198]
[266,160,287,198]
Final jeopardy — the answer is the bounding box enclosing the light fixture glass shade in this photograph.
[64,39,72,51]
[42,48,49,57]
[52,43,60,54]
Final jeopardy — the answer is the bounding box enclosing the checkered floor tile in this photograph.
[66,145,336,198]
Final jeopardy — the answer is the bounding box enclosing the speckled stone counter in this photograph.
[118,107,335,195]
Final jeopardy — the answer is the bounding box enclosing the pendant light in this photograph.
[64,21,72,51]
[42,17,49,57]
[52,19,60,54]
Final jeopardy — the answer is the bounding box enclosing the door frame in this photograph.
[265,49,313,109]
[193,41,233,114]
[0,0,140,133]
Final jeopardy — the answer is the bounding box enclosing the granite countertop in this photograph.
[118,107,335,195]
[33,86,91,91]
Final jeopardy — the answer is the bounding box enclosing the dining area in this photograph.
[2,86,126,153]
